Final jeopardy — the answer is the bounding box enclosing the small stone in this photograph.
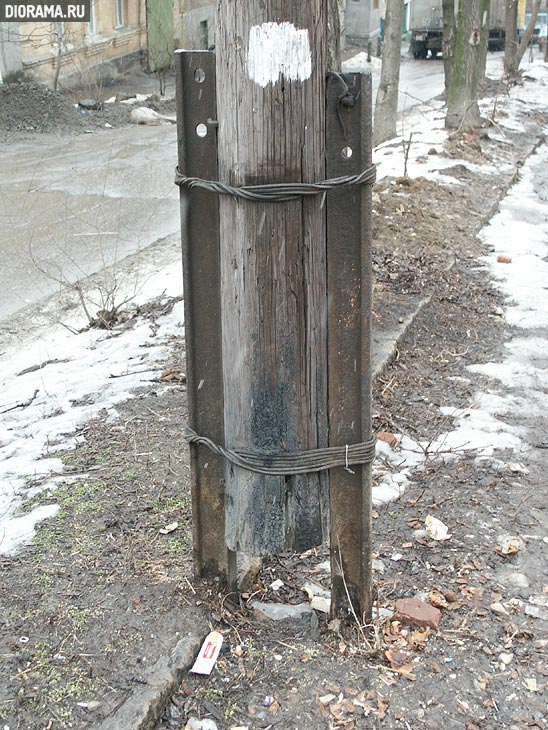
[496,535,524,555]
[303,582,331,599]
[251,602,313,621]
[315,560,331,573]
[499,652,514,666]
[185,718,218,730]
[490,601,509,616]
[372,606,394,621]
[499,571,529,590]
[76,701,102,711]
[319,693,336,705]
[394,598,442,630]
[372,558,385,573]
[311,596,330,613]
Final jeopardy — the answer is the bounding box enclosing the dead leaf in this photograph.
[160,369,187,382]
[497,255,512,264]
[443,588,458,603]
[429,590,448,608]
[407,519,422,529]
[461,586,484,599]
[377,431,398,447]
[385,650,417,680]
[408,627,431,650]
[376,696,390,719]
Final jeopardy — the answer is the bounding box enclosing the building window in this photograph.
[199,20,208,49]
[87,0,96,34]
[52,21,65,48]
[115,0,126,28]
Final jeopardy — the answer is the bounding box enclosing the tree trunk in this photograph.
[373,0,404,146]
[216,2,329,556]
[442,0,456,100]
[514,0,541,68]
[328,0,343,70]
[478,0,490,82]
[445,0,483,130]
[504,0,518,74]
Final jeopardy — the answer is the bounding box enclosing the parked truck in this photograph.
[410,0,507,59]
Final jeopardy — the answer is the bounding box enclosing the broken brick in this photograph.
[394,598,442,630]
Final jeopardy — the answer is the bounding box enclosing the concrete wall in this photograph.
[346,0,410,43]
[346,0,375,41]
[182,2,215,49]
[0,23,23,83]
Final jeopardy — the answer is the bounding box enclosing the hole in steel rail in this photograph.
[194,67,206,83]
[196,123,208,138]
[342,146,353,159]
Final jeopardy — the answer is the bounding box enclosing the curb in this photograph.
[372,295,431,380]
[93,633,202,730]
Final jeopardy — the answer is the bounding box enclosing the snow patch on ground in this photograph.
[0,259,183,554]
[373,60,548,505]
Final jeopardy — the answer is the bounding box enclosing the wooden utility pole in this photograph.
[216,2,330,558]
[177,1,374,621]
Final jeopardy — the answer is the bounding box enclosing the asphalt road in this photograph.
[0,124,179,323]
[0,52,504,326]
[343,48,504,112]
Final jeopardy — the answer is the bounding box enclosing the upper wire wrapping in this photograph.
[175,163,376,203]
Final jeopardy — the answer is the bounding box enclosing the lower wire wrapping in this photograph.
[183,426,376,476]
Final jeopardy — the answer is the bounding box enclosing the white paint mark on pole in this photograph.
[247,22,312,87]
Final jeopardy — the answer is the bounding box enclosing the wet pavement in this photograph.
[0,123,179,322]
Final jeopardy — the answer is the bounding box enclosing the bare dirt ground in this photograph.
[0,72,176,136]
[0,74,547,729]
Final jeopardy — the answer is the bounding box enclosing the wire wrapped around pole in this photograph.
[183,426,376,476]
[175,164,376,203]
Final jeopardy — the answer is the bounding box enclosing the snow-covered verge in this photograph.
[372,58,548,506]
[0,260,184,553]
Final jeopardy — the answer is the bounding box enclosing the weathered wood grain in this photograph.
[216,2,329,555]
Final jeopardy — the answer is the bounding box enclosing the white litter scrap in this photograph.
[425,515,451,541]
[130,107,176,125]
[190,631,223,675]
